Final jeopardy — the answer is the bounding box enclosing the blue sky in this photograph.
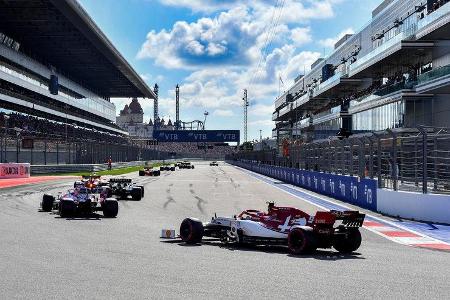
[78,0,382,140]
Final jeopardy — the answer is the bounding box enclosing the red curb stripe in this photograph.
[0,176,77,189]
[415,243,450,250]
[364,221,384,227]
[383,231,421,238]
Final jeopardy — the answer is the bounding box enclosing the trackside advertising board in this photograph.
[230,161,377,211]
[153,130,240,143]
[0,163,31,179]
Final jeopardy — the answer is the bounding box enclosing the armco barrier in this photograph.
[0,163,31,178]
[230,161,377,211]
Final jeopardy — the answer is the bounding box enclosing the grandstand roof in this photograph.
[0,0,156,99]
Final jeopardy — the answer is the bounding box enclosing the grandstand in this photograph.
[0,0,157,164]
[273,0,450,143]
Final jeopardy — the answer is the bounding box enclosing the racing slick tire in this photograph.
[102,199,119,218]
[139,170,145,176]
[180,218,204,244]
[288,227,317,255]
[131,187,142,201]
[333,228,362,254]
[136,185,144,197]
[59,200,76,217]
[41,194,55,212]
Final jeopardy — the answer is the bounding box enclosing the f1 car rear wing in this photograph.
[313,210,365,228]
[110,178,132,183]
[82,175,101,180]
[330,210,365,227]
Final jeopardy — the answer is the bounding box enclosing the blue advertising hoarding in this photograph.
[231,161,377,212]
[153,130,240,143]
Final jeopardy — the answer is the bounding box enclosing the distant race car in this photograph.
[41,186,118,218]
[108,178,144,200]
[161,164,176,171]
[73,175,108,189]
[178,161,195,169]
[178,202,365,254]
[139,167,161,176]
[210,161,219,166]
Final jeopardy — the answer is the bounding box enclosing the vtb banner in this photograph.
[153,130,240,143]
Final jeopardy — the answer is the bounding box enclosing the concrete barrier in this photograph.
[0,163,30,178]
[378,189,450,224]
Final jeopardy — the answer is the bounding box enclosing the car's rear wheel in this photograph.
[333,228,362,253]
[180,218,204,244]
[136,185,144,197]
[131,187,142,201]
[59,200,76,217]
[102,200,119,218]
[139,170,145,176]
[41,194,54,212]
[288,227,317,255]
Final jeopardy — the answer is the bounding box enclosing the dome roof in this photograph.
[120,104,130,115]
[128,98,143,114]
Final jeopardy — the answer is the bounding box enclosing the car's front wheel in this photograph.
[180,218,204,244]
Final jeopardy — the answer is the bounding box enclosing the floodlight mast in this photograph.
[153,84,159,129]
[243,89,249,143]
[176,84,180,129]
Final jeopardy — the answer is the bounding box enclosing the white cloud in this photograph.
[290,27,312,46]
[319,27,355,48]
[140,73,165,84]
[213,109,234,117]
[249,104,274,116]
[136,0,345,138]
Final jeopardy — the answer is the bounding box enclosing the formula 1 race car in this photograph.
[73,175,109,189]
[178,161,195,169]
[139,167,161,176]
[41,186,118,218]
[107,178,144,200]
[210,161,219,166]
[179,203,365,254]
[161,164,176,171]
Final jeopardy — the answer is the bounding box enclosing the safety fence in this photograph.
[228,127,450,194]
[0,128,174,165]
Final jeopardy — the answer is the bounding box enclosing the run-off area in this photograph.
[0,162,448,299]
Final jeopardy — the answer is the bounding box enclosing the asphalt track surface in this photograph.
[0,162,449,299]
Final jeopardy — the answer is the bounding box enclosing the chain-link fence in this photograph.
[228,127,450,194]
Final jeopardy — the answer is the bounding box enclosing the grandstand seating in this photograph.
[0,112,128,144]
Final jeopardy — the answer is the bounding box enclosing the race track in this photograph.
[0,162,449,299]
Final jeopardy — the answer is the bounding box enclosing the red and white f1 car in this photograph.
[179,203,365,254]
